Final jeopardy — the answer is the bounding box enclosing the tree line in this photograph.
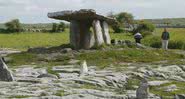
[0,19,66,33]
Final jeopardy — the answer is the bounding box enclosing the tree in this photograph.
[115,12,134,29]
[5,19,22,32]
[110,12,135,33]
[57,22,65,32]
[51,23,58,32]
[51,22,66,33]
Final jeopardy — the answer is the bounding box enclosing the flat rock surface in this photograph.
[48,9,117,24]
[0,64,184,98]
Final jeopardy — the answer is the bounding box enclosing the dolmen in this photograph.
[0,57,14,81]
[48,9,117,49]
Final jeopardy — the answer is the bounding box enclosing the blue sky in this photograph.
[0,0,185,23]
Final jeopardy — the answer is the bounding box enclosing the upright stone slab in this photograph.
[92,20,104,46]
[70,20,80,49]
[83,31,95,49]
[102,21,111,45]
[78,22,93,49]
[89,31,95,48]
[0,57,14,81]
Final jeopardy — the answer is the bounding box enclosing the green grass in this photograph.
[0,31,69,50]
[0,28,184,50]
[143,28,185,49]
[153,28,185,41]
[150,81,185,98]
[55,90,66,96]
[6,48,184,69]
[9,95,32,98]
[110,32,134,41]
[77,49,184,69]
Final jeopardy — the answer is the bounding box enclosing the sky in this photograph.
[0,0,185,23]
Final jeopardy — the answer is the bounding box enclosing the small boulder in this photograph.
[80,60,88,75]
[0,57,14,81]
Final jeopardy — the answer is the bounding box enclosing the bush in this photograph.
[143,36,185,50]
[135,21,155,37]
[112,25,124,33]
[140,30,153,37]
[51,23,58,32]
[143,36,161,48]
[5,19,22,32]
[57,22,65,32]
[169,41,185,50]
[51,22,66,33]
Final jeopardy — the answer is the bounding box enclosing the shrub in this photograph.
[51,23,58,32]
[112,24,124,33]
[5,19,22,32]
[143,36,161,48]
[169,41,185,50]
[135,21,155,37]
[143,36,185,50]
[57,22,65,32]
[140,30,153,37]
[51,22,66,33]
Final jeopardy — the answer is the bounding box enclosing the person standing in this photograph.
[161,28,170,50]
[134,32,143,44]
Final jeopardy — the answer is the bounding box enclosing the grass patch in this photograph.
[55,90,66,96]
[80,84,99,89]
[0,31,69,50]
[6,51,72,68]
[143,28,185,50]
[6,52,38,67]
[77,49,184,69]
[9,95,32,98]
[125,77,141,90]
[150,81,185,97]
[6,48,185,69]
[0,28,185,51]
[47,66,59,77]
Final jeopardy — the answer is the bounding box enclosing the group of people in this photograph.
[134,28,170,50]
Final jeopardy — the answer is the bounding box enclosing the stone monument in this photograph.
[48,9,117,49]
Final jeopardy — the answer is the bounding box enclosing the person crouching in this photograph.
[134,32,143,44]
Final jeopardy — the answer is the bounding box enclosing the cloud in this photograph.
[0,0,185,23]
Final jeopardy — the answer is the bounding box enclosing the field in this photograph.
[0,28,184,50]
[152,28,185,41]
[0,31,69,50]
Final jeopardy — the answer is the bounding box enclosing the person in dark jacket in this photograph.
[134,32,143,44]
[161,28,170,50]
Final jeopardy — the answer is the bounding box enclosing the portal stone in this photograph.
[93,20,105,46]
[102,21,111,45]
[70,20,80,49]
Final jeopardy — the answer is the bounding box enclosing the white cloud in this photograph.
[0,0,185,23]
